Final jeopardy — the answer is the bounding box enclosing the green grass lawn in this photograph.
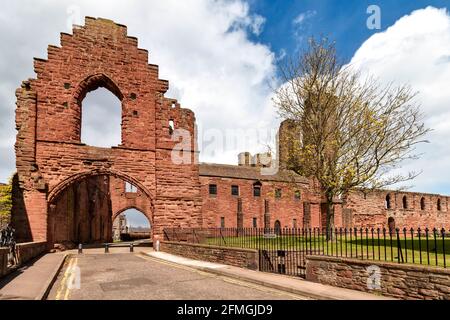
[205,235,449,268]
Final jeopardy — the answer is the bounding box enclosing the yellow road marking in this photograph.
[63,257,78,300]
[138,254,309,300]
[55,258,75,300]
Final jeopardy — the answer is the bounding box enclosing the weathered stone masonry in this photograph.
[11,17,449,246]
[13,17,202,244]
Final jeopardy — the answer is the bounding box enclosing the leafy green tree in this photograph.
[0,176,13,227]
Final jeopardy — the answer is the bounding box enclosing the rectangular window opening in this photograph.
[209,184,217,196]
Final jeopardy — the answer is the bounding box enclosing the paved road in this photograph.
[47,253,309,300]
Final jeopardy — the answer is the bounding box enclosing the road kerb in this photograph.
[36,254,68,300]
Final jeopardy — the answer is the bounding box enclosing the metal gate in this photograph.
[259,249,306,278]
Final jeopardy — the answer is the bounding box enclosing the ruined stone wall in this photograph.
[154,97,203,233]
[160,241,259,270]
[110,176,152,223]
[14,17,202,243]
[306,255,450,300]
[344,190,450,229]
[200,176,325,229]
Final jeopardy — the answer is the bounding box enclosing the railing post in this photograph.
[403,228,407,263]
[396,228,403,263]
[433,228,438,266]
[425,228,430,265]
[442,228,446,268]
[418,228,422,264]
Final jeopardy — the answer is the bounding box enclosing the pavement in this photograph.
[0,247,145,300]
[47,252,310,300]
[0,247,395,300]
[146,251,395,300]
[0,253,66,300]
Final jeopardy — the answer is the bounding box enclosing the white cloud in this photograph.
[291,10,317,50]
[350,6,450,194]
[293,10,317,26]
[0,0,278,182]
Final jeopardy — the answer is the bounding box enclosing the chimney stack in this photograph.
[238,152,252,166]
[252,153,272,168]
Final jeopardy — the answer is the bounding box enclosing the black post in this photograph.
[389,228,393,262]
[344,228,348,258]
[105,243,109,254]
[442,228,446,268]
[365,228,369,259]
[360,228,363,260]
[426,228,430,265]
[396,228,404,263]
[78,244,83,254]
[130,243,134,253]
[433,228,438,266]
[377,228,381,261]
[418,228,422,264]
[371,228,375,261]
[403,228,408,263]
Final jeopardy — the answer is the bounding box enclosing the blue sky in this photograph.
[248,0,450,62]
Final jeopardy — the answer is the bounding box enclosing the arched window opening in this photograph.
[388,217,395,236]
[81,87,122,148]
[113,208,151,242]
[253,181,262,197]
[274,220,282,236]
[169,120,175,135]
[385,194,391,209]
[437,199,442,211]
[402,196,408,209]
[420,197,426,211]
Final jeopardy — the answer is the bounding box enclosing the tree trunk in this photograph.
[325,194,335,241]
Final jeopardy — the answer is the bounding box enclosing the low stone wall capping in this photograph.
[0,241,48,277]
[306,255,450,300]
[160,241,259,270]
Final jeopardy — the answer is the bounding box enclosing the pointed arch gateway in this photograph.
[13,17,203,245]
[112,207,152,242]
[47,170,154,246]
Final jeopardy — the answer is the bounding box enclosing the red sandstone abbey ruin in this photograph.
[11,17,449,247]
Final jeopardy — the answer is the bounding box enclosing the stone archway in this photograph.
[112,207,152,242]
[47,171,154,247]
[12,17,203,245]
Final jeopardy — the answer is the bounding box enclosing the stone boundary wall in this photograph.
[16,241,48,265]
[0,241,47,277]
[0,248,9,277]
[160,241,259,270]
[306,255,450,300]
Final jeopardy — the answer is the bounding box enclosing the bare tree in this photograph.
[274,37,430,239]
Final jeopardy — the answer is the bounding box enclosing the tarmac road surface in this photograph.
[47,253,310,300]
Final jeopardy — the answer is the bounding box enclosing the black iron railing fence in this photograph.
[164,227,449,278]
